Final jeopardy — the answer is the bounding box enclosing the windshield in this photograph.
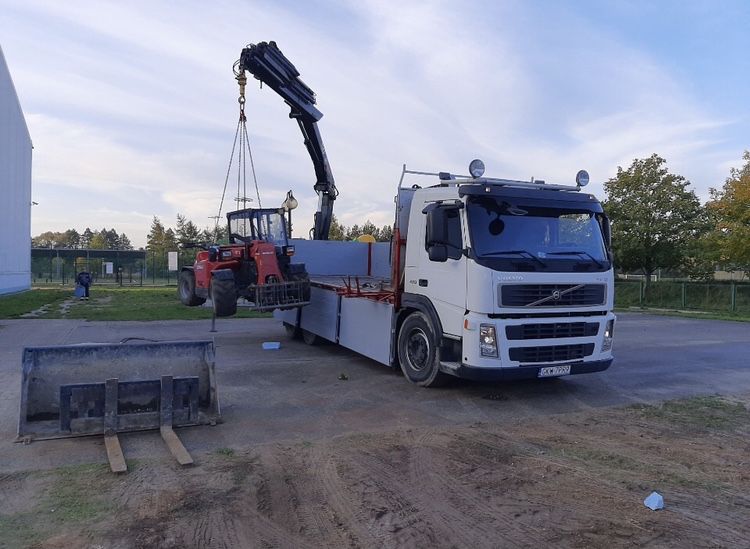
[467,196,609,272]
[228,210,288,246]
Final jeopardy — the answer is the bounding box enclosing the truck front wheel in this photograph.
[397,312,447,388]
[179,270,206,306]
[210,272,237,317]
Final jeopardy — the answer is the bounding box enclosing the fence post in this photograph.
[731,283,736,312]
[681,282,686,309]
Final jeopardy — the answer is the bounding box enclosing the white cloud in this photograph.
[3,0,744,247]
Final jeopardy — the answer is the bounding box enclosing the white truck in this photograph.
[277,161,615,387]
[233,42,614,386]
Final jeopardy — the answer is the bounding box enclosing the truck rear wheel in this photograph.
[179,270,206,306]
[397,311,448,388]
[302,329,319,345]
[283,322,301,339]
[210,272,237,317]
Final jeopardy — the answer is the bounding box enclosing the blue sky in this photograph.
[1,0,748,247]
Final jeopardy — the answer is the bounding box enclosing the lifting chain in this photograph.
[213,72,262,241]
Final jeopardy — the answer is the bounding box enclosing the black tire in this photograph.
[178,270,206,306]
[397,311,448,387]
[283,322,301,339]
[302,329,319,345]
[210,273,237,317]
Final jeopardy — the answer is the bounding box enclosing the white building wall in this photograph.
[0,45,32,295]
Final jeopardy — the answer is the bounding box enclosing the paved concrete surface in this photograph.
[0,313,747,472]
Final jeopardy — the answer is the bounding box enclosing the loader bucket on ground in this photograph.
[18,340,220,442]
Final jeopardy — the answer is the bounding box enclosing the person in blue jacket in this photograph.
[76,271,92,300]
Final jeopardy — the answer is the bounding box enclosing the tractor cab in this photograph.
[227,208,289,247]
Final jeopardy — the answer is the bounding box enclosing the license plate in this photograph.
[538,365,571,378]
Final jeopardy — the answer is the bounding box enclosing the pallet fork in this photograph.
[17,341,220,473]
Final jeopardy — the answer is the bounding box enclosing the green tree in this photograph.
[89,230,108,250]
[63,229,80,248]
[361,220,380,240]
[327,215,347,241]
[603,154,708,285]
[176,214,201,245]
[346,224,362,241]
[81,228,94,249]
[378,225,393,242]
[706,151,750,275]
[118,233,133,250]
[175,213,202,264]
[202,224,228,244]
[32,231,60,248]
[146,217,167,251]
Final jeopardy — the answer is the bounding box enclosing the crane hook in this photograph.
[236,72,247,106]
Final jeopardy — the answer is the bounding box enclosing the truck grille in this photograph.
[505,322,599,340]
[509,343,594,363]
[500,284,605,307]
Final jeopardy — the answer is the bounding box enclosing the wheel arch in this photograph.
[392,293,444,368]
[394,293,461,367]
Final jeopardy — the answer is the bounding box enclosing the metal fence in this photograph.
[31,249,183,287]
[615,280,750,313]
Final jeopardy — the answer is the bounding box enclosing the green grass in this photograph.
[631,395,750,431]
[618,307,750,323]
[0,287,271,321]
[615,281,750,315]
[0,288,70,318]
[0,463,113,547]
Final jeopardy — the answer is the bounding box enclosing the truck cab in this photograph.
[396,167,614,383]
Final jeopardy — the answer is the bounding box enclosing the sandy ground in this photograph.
[2,394,749,549]
[1,313,749,548]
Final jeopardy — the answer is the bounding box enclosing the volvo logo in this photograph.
[551,290,561,301]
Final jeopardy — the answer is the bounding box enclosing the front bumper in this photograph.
[445,358,613,381]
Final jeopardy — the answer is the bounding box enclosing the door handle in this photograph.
[419,279,428,287]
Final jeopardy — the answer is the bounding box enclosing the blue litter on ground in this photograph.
[644,491,664,510]
[262,342,281,350]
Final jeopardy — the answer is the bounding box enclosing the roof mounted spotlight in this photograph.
[469,159,485,179]
[576,170,590,187]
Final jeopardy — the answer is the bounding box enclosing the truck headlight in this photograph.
[479,324,498,357]
[602,319,614,352]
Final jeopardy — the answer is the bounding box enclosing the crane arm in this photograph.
[236,41,338,240]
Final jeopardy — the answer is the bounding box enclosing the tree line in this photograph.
[32,227,133,250]
[604,151,750,282]
[31,150,750,281]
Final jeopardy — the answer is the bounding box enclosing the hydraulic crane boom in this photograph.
[235,41,338,240]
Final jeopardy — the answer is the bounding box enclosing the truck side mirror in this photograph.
[601,215,612,249]
[428,244,448,262]
[425,208,447,245]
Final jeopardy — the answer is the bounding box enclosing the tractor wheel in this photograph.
[210,273,237,317]
[397,312,448,388]
[178,270,206,306]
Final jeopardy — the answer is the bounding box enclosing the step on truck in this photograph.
[277,161,615,387]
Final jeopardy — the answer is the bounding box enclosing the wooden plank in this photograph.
[104,434,127,473]
[160,426,194,465]
[160,375,193,465]
[104,378,118,436]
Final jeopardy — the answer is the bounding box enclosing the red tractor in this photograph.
[179,207,310,316]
